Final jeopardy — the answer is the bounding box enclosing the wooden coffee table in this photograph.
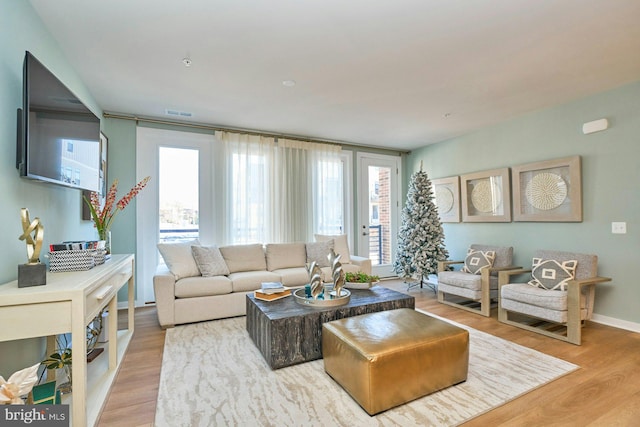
[246,286,415,369]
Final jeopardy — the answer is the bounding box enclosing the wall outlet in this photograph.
[611,222,627,234]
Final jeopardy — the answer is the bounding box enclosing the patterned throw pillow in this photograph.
[528,258,577,291]
[306,240,334,267]
[191,245,230,277]
[460,249,496,275]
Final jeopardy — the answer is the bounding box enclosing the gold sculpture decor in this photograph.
[17,208,46,287]
[19,208,44,264]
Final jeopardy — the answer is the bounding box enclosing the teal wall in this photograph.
[0,2,103,376]
[407,81,640,324]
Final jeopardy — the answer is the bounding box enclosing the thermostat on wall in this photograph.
[582,118,609,135]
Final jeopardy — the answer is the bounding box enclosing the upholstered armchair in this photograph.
[498,249,611,345]
[437,244,516,317]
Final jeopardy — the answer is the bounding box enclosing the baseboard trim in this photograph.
[591,313,640,333]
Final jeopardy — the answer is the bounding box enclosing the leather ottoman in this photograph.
[322,308,469,415]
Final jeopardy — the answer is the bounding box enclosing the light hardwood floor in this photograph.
[98,280,640,426]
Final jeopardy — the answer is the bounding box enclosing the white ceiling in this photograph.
[29,0,640,151]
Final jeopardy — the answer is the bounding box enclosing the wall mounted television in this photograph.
[16,51,101,193]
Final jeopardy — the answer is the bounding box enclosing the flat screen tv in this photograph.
[17,51,101,193]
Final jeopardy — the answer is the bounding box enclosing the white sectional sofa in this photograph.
[153,238,371,328]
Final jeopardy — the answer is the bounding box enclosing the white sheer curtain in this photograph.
[216,131,342,244]
[217,131,275,244]
[308,142,344,236]
[273,138,311,242]
[274,139,342,241]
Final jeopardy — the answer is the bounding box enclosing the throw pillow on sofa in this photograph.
[265,242,307,271]
[314,234,351,264]
[157,239,201,280]
[191,245,230,277]
[306,240,334,267]
[219,243,267,273]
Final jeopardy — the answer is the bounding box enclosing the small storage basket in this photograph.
[49,249,96,272]
[94,249,107,266]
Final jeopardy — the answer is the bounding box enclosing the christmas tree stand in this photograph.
[405,274,438,293]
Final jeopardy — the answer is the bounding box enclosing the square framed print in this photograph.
[431,176,460,223]
[461,167,511,222]
[512,155,581,222]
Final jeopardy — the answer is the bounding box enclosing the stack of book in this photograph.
[49,240,103,251]
[254,282,291,301]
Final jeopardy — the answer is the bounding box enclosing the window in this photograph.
[219,131,350,244]
[230,152,270,243]
[313,157,345,235]
[159,147,199,243]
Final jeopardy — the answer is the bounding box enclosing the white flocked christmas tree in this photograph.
[393,168,448,287]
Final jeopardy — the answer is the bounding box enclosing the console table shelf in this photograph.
[0,254,135,427]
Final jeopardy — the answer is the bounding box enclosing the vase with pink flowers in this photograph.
[84,176,151,253]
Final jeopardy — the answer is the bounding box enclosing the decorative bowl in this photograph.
[293,288,350,308]
[344,281,379,290]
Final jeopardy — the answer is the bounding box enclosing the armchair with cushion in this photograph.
[437,244,516,317]
[498,249,611,345]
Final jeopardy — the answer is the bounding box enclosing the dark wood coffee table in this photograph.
[246,286,415,369]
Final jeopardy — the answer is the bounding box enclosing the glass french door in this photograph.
[136,127,213,305]
[356,153,400,278]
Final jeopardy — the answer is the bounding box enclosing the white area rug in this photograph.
[155,310,578,427]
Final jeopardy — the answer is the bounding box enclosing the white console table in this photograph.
[0,254,135,427]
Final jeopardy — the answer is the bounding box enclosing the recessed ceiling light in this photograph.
[182,57,192,67]
[282,80,296,87]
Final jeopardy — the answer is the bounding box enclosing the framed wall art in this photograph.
[82,132,109,220]
[461,167,511,222]
[431,176,460,223]
[512,155,582,222]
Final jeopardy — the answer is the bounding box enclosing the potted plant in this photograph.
[84,176,151,253]
[41,336,72,395]
[344,272,380,289]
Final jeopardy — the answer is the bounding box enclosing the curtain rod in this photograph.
[102,112,409,155]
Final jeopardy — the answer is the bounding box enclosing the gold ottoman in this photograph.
[322,308,469,415]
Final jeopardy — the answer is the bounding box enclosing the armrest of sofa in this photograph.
[153,265,177,328]
[350,255,372,275]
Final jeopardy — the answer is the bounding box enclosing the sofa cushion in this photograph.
[501,283,587,323]
[273,267,310,287]
[460,248,495,275]
[315,234,351,264]
[229,271,281,292]
[174,275,233,298]
[438,270,483,291]
[306,240,334,267]
[191,245,230,277]
[528,258,577,291]
[157,239,201,280]
[219,244,267,273]
[265,243,307,271]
